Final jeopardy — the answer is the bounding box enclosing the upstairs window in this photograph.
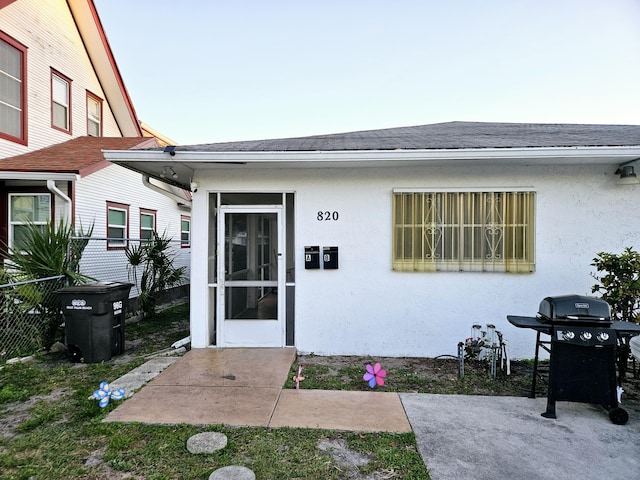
[181,216,191,248]
[51,69,71,133]
[9,193,51,251]
[86,91,102,136]
[140,209,156,241]
[0,31,27,144]
[107,201,129,249]
[393,191,535,273]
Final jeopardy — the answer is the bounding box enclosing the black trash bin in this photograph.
[57,282,132,363]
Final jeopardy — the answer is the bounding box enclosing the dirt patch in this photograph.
[318,438,397,480]
[0,387,69,439]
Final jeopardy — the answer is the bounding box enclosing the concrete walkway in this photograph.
[105,348,640,480]
[104,348,411,432]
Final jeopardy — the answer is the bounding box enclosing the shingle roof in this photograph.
[0,136,158,175]
[176,121,640,152]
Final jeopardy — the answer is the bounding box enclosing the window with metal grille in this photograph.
[392,191,535,272]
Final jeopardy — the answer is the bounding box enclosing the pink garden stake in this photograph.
[293,365,305,390]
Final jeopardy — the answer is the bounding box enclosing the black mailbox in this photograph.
[323,246,339,269]
[304,246,320,269]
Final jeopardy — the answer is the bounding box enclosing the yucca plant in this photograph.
[3,220,94,348]
[126,231,186,319]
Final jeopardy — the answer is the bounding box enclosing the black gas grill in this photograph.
[508,295,640,425]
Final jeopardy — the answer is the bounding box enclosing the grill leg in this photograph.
[531,331,541,398]
[542,341,559,419]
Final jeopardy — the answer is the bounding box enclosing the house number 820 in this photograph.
[317,211,339,221]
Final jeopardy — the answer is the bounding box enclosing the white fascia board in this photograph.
[0,172,79,181]
[103,146,640,167]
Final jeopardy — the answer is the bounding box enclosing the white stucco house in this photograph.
[105,122,640,359]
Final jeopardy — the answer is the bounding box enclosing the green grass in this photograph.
[0,302,430,479]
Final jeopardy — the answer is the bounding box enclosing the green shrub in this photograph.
[591,247,640,322]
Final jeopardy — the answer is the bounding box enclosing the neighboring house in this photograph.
[105,122,640,358]
[0,0,190,291]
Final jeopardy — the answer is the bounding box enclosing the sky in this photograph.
[93,0,640,146]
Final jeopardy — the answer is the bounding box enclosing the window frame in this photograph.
[51,69,72,134]
[86,90,102,136]
[180,215,191,248]
[106,201,129,250]
[8,192,52,251]
[0,31,28,145]
[139,208,156,241]
[392,190,535,273]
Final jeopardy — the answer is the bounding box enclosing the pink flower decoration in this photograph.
[363,363,386,388]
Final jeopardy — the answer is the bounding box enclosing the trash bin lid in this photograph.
[57,281,133,294]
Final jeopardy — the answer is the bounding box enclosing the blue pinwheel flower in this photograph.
[92,381,125,408]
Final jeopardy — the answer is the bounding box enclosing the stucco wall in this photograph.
[190,161,638,359]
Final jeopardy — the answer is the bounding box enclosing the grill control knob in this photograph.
[580,331,592,341]
[562,330,575,341]
[597,332,610,342]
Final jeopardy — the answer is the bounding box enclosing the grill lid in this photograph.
[537,295,611,324]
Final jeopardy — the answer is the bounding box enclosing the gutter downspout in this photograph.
[142,175,192,210]
[47,180,72,224]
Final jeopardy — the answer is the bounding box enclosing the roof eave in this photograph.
[0,172,80,181]
[104,145,640,167]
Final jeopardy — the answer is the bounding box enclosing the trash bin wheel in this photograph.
[68,345,82,363]
[608,407,629,425]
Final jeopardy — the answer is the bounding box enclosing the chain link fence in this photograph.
[0,237,190,363]
[0,275,65,362]
[72,237,191,299]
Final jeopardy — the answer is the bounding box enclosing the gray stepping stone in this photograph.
[209,466,255,480]
[187,432,228,454]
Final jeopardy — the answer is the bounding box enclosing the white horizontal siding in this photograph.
[0,0,123,159]
[74,163,191,292]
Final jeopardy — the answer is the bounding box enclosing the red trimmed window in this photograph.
[9,193,51,251]
[86,91,102,136]
[51,69,72,133]
[0,31,28,145]
[181,216,191,248]
[107,201,129,249]
[140,208,156,241]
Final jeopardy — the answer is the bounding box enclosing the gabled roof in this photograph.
[0,136,158,177]
[175,121,640,152]
[67,0,142,137]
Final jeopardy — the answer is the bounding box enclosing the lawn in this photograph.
[0,302,429,480]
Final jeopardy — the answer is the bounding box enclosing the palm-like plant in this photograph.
[3,220,94,348]
[126,231,186,319]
